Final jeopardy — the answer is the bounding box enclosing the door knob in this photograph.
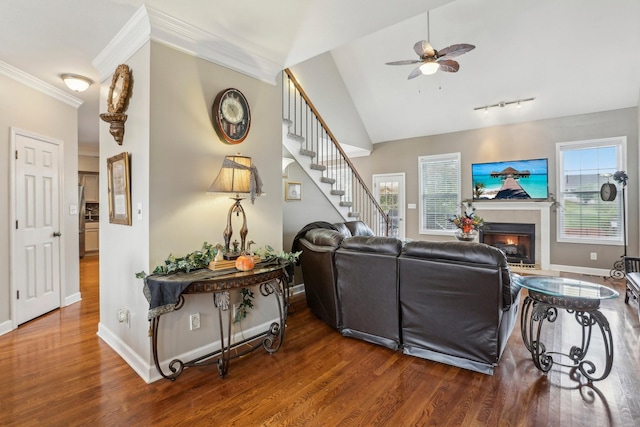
[53,231,62,237]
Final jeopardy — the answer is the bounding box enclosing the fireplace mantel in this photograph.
[473,201,552,271]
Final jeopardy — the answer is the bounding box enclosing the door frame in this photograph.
[9,127,66,329]
[373,172,406,239]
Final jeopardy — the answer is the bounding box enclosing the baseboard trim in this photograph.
[97,323,153,383]
[550,264,612,278]
[290,283,305,296]
[0,320,14,337]
[98,317,282,383]
[64,292,82,306]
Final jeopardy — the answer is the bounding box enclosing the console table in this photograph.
[146,263,289,380]
[518,276,619,382]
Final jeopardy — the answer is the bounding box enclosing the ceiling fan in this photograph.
[386,12,475,79]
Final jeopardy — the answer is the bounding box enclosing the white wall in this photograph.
[97,42,152,369]
[0,73,80,328]
[289,53,372,152]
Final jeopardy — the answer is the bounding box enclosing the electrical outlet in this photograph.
[232,304,238,320]
[590,252,597,261]
[117,309,130,328]
[190,312,201,331]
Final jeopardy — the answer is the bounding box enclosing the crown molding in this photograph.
[93,5,152,81]
[0,60,83,108]
[93,5,281,85]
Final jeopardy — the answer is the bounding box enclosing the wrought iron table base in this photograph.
[152,275,287,380]
[521,292,614,382]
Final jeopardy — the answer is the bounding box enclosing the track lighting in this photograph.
[474,97,534,112]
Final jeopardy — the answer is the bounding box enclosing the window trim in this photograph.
[418,152,461,235]
[556,136,627,245]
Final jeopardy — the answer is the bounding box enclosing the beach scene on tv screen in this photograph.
[472,159,548,200]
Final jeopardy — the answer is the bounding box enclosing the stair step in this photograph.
[320,177,336,185]
[339,201,353,207]
[282,118,293,127]
[331,190,345,196]
[310,163,327,171]
[287,132,305,143]
[299,148,316,158]
[348,212,361,218]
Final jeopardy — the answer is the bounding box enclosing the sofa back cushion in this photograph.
[401,240,513,309]
[335,236,403,349]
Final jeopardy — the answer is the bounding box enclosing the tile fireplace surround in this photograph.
[474,201,552,271]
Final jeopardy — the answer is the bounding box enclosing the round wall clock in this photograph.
[600,182,617,201]
[213,88,251,144]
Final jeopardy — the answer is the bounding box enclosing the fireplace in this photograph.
[480,223,536,265]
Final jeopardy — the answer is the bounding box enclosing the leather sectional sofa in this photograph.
[294,221,523,375]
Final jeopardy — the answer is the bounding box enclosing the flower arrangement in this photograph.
[450,201,485,234]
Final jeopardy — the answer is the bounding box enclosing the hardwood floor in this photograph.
[1,256,639,426]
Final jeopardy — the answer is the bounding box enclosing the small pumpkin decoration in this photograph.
[235,252,255,271]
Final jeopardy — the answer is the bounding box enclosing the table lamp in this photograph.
[208,155,262,259]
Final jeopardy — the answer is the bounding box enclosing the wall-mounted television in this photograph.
[472,158,549,200]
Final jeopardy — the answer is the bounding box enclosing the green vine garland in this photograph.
[136,243,300,324]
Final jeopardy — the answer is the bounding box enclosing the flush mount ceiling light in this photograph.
[474,97,535,112]
[60,73,94,92]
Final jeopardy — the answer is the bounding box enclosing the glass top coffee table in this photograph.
[516,276,619,382]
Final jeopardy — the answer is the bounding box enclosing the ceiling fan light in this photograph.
[419,61,440,75]
[60,73,93,92]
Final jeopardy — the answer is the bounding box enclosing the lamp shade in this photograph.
[208,155,252,195]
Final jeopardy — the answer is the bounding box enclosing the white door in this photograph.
[373,173,405,239]
[13,130,62,325]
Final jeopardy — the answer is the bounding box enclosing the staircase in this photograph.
[282,69,389,236]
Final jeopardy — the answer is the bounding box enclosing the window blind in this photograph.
[419,153,460,233]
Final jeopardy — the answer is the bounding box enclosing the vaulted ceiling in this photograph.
[2,0,639,147]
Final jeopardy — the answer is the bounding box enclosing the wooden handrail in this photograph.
[284,68,390,235]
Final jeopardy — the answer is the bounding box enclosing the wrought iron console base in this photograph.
[151,266,288,380]
[521,292,614,382]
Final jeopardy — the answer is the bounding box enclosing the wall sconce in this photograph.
[60,74,93,92]
[208,155,263,259]
[474,97,535,113]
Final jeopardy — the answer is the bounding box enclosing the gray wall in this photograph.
[97,41,286,381]
[351,107,639,270]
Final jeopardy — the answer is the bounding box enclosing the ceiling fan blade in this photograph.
[407,66,423,79]
[386,59,422,66]
[437,59,460,72]
[413,40,435,58]
[437,44,475,59]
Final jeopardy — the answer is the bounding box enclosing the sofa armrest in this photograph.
[304,228,345,249]
[344,221,374,237]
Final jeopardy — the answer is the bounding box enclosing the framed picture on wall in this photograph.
[107,152,132,225]
[285,181,302,201]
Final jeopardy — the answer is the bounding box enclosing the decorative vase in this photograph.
[455,229,478,242]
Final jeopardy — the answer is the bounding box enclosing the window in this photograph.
[557,137,626,244]
[419,153,461,234]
